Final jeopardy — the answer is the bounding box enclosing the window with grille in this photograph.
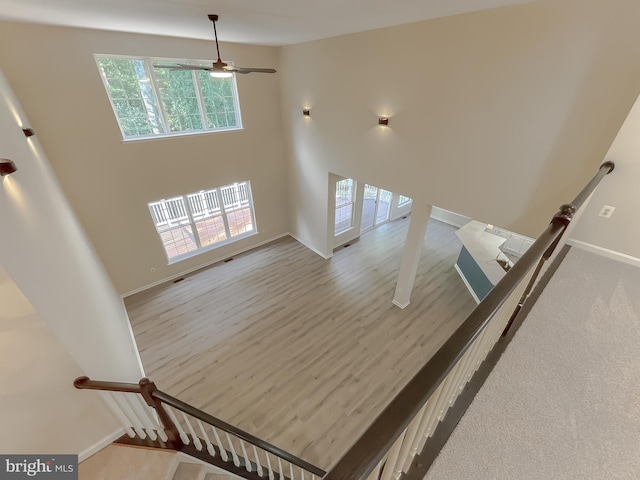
[335,178,355,235]
[148,181,256,262]
[398,195,413,207]
[95,55,242,140]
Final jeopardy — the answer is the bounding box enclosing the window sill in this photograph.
[166,230,257,265]
[122,126,243,143]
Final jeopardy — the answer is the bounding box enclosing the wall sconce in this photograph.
[0,159,18,176]
[303,108,310,116]
[378,117,389,126]
[22,128,35,137]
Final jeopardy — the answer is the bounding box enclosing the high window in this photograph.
[148,181,256,263]
[335,178,355,235]
[95,55,242,140]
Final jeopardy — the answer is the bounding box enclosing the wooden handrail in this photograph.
[571,161,614,209]
[74,375,325,477]
[322,220,567,479]
[322,161,615,479]
[74,376,143,393]
[153,390,326,477]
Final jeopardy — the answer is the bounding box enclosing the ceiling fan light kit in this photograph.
[155,14,276,76]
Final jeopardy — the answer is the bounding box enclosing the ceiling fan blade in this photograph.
[226,66,277,74]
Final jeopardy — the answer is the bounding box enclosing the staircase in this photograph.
[170,456,239,480]
[79,444,239,480]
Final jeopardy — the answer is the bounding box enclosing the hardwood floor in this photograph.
[125,216,477,470]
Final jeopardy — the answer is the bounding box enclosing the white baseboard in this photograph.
[454,264,481,304]
[79,428,126,462]
[122,233,290,298]
[392,298,410,309]
[566,239,640,268]
[288,232,333,259]
[430,207,472,228]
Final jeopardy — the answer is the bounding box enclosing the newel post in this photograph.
[139,377,184,449]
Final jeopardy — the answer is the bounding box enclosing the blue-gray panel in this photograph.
[456,246,494,301]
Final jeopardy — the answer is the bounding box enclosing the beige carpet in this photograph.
[425,247,640,479]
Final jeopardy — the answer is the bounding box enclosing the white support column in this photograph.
[393,202,432,308]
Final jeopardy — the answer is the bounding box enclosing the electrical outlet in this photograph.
[598,205,615,218]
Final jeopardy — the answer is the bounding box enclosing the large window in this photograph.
[95,55,242,140]
[148,181,256,263]
[335,178,355,235]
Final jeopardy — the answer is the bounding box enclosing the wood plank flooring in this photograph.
[125,217,477,470]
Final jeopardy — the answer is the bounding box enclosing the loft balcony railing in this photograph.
[76,161,614,480]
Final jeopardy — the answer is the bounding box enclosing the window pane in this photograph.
[149,197,198,259]
[149,181,255,262]
[376,189,393,225]
[96,57,163,137]
[197,71,239,129]
[153,69,203,132]
[196,217,228,247]
[187,190,228,246]
[160,225,198,259]
[335,179,354,234]
[398,195,412,207]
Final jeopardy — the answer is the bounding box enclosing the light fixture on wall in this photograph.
[303,108,310,116]
[378,117,389,126]
[22,128,35,137]
[0,159,18,176]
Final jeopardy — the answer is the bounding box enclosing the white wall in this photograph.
[280,0,640,255]
[570,93,640,262]
[0,265,121,457]
[0,68,144,382]
[0,22,288,295]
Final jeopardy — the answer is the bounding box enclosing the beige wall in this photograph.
[0,265,120,457]
[280,0,640,255]
[0,22,288,295]
[570,92,640,261]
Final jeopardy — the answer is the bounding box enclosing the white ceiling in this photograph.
[0,0,535,46]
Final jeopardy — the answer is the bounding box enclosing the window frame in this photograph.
[95,54,243,141]
[334,178,356,236]
[148,181,257,264]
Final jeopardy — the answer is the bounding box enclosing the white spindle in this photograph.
[406,382,444,468]
[129,394,159,441]
[225,432,240,467]
[165,406,190,445]
[240,440,252,472]
[197,419,216,456]
[103,392,136,438]
[210,426,229,462]
[264,451,275,480]
[366,457,385,480]
[289,462,295,480]
[381,430,406,480]
[278,457,285,480]
[112,393,147,439]
[252,445,264,477]
[395,403,427,476]
[181,412,202,450]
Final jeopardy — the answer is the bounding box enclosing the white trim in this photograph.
[566,239,640,269]
[288,232,333,259]
[79,428,126,462]
[122,232,290,298]
[392,298,410,309]
[454,264,481,304]
[430,207,471,228]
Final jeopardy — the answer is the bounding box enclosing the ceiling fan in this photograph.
[155,14,276,77]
